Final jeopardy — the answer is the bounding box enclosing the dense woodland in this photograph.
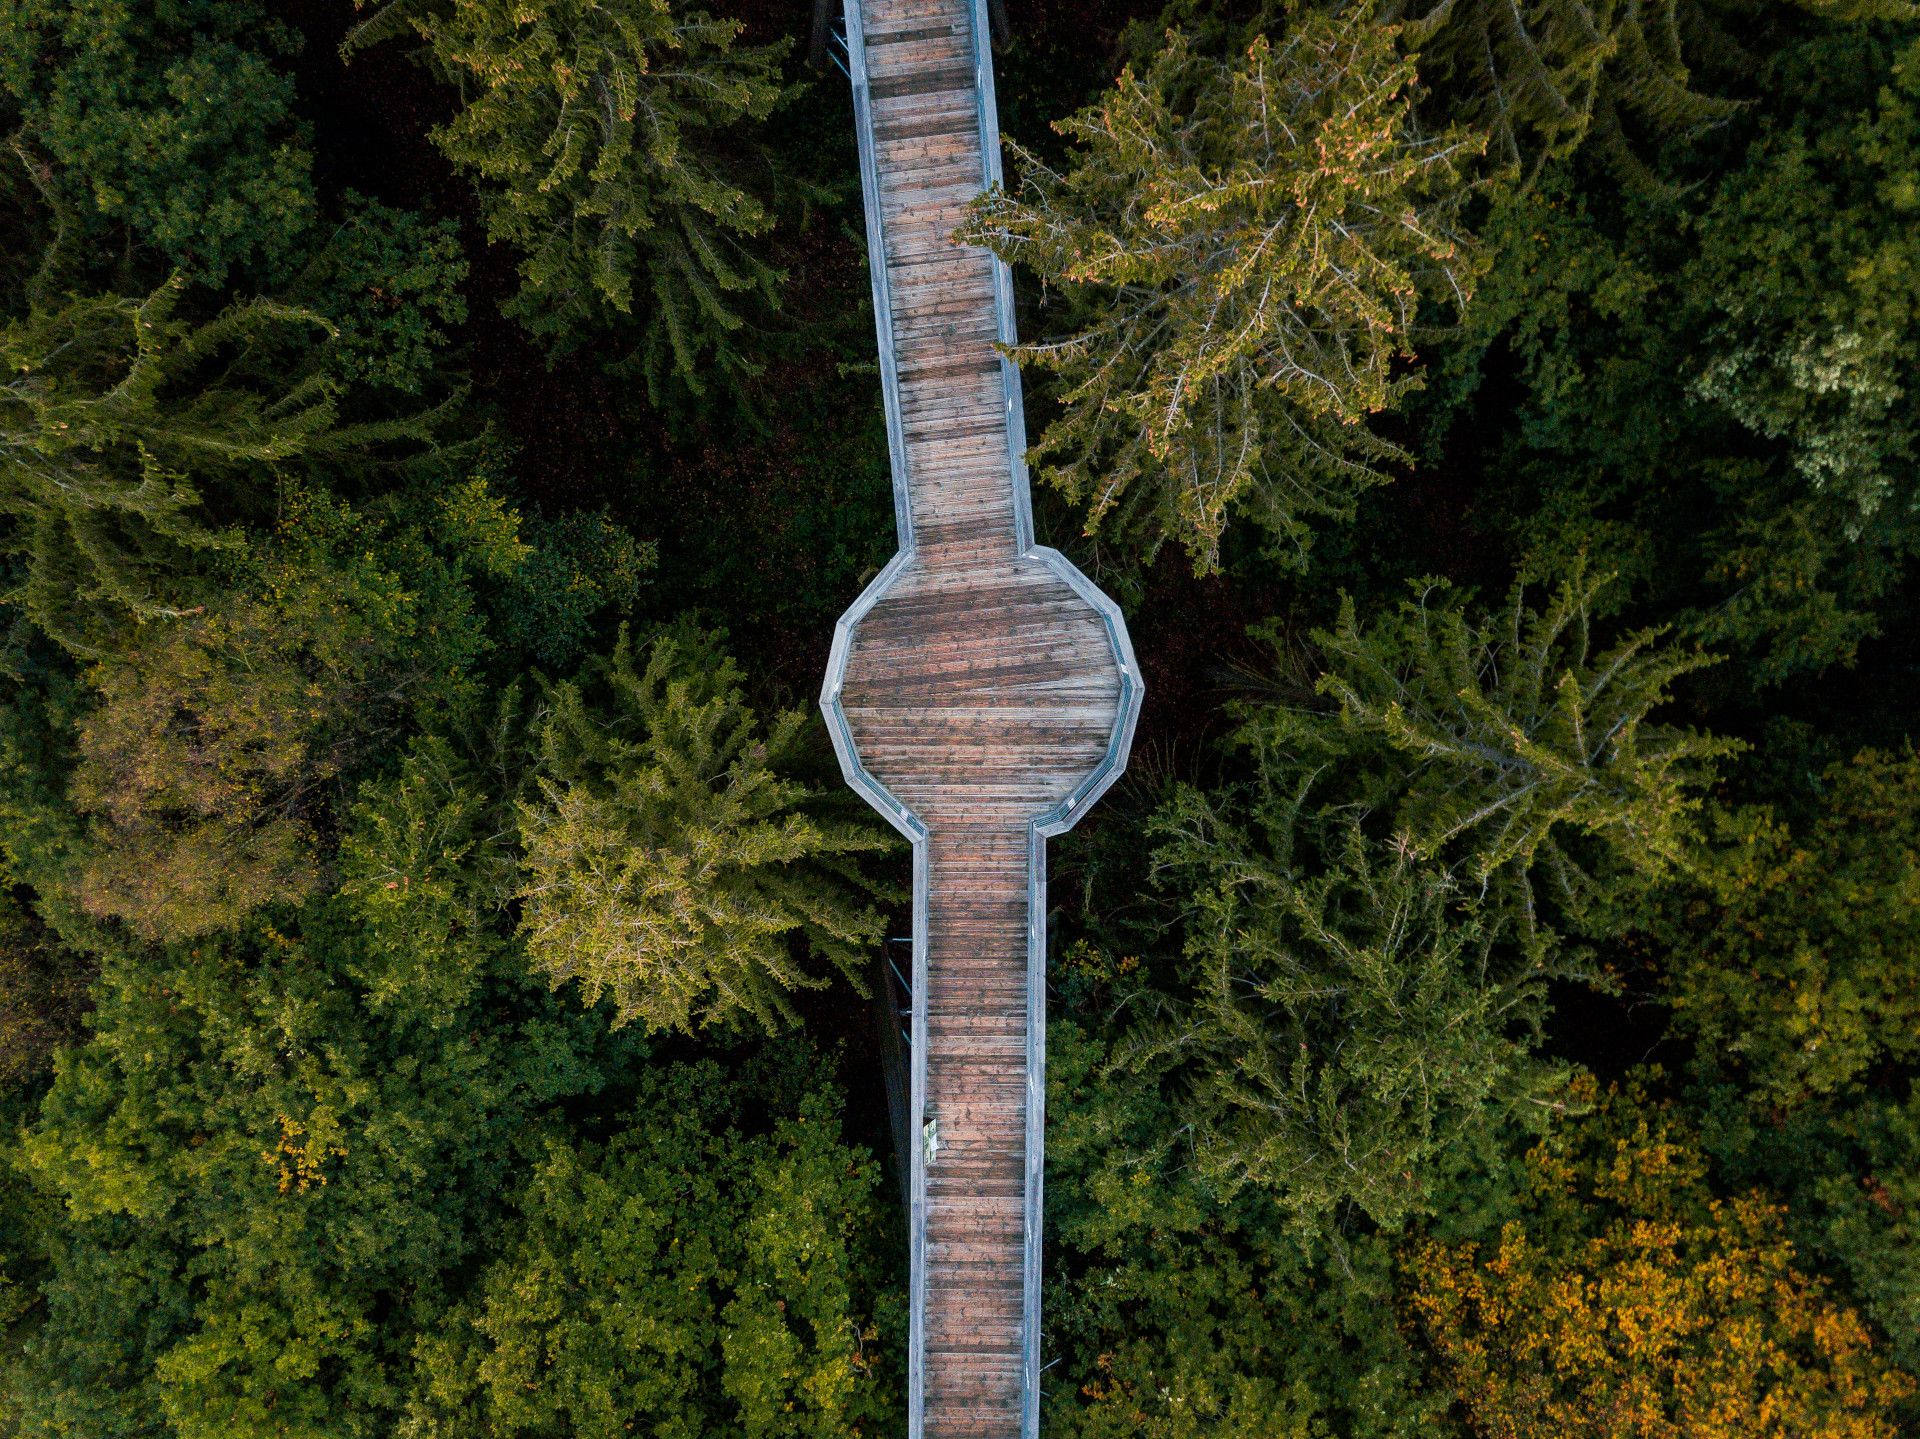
[0,0,1916,1431]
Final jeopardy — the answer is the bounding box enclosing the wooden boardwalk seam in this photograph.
[819,2,1143,1437]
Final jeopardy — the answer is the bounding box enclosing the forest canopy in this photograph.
[0,0,1914,1432]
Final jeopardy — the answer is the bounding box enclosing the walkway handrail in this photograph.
[819,4,1145,1436]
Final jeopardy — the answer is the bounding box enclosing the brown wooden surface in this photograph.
[833,0,1128,1433]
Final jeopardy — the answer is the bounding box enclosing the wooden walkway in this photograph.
[820,2,1142,1438]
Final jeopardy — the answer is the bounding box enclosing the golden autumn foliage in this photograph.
[1405,1073,1914,1438]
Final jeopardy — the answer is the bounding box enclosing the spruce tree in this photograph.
[1305,564,1740,933]
[1388,0,1740,177]
[0,275,417,652]
[345,0,795,406]
[516,624,893,1034]
[1112,565,1737,1235]
[957,11,1483,575]
[1130,790,1565,1233]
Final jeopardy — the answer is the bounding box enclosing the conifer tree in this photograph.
[0,274,419,652]
[345,0,795,405]
[516,624,893,1034]
[1386,0,1740,177]
[957,11,1483,575]
[1129,792,1566,1232]
[1305,565,1739,932]
[1112,565,1736,1234]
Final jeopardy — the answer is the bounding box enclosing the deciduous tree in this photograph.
[402,1057,902,1439]
[1656,747,1920,1104]
[1406,1073,1916,1439]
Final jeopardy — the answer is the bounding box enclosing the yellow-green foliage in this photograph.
[958,11,1484,575]
[0,276,336,649]
[404,1060,903,1439]
[1659,747,1920,1102]
[516,624,894,1034]
[1310,565,1739,931]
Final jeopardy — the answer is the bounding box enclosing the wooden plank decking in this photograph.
[819,3,1143,1438]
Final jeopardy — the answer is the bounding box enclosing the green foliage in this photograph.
[1309,566,1739,930]
[347,0,795,406]
[0,0,314,282]
[63,482,505,940]
[296,193,471,396]
[498,509,656,669]
[0,618,87,905]
[1396,0,1739,175]
[1427,29,1920,685]
[1125,778,1566,1235]
[1041,1015,1460,1439]
[1688,38,1920,536]
[403,1057,902,1439]
[1656,748,1920,1104]
[517,624,893,1034]
[12,759,649,1438]
[957,12,1484,575]
[0,274,430,652]
[1097,564,1735,1235]
[1405,1073,1916,1439]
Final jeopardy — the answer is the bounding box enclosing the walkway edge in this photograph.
[818,2,1145,1434]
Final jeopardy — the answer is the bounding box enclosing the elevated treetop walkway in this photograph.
[818,1,1143,1436]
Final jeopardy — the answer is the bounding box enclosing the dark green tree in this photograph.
[1102,565,1732,1233]
[1038,1012,1464,1439]
[0,274,428,652]
[497,508,657,669]
[0,0,314,282]
[293,193,471,397]
[1122,778,1567,1234]
[516,624,894,1034]
[1389,0,1739,177]
[1421,28,1920,686]
[958,11,1483,575]
[345,0,796,406]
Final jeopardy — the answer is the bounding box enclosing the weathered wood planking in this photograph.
[819,0,1142,1437]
